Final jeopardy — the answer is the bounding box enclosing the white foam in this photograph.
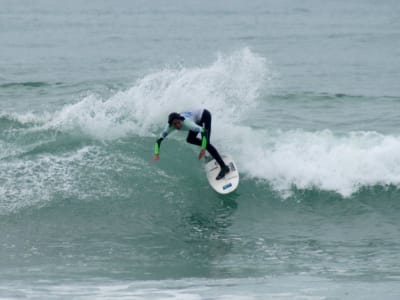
[0,276,374,300]
[41,48,270,139]
[236,129,400,197]
[0,146,97,214]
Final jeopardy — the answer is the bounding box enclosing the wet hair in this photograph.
[168,112,184,125]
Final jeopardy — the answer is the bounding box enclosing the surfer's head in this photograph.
[168,112,184,129]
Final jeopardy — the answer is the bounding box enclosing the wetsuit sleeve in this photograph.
[154,138,162,155]
[200,128,208,150]
[154,124,174,155]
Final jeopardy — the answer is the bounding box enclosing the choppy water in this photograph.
[1,0,400,299]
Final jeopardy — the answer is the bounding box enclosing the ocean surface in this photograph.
[1,0,400,299]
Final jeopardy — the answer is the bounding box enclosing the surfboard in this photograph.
[205,154,239,194]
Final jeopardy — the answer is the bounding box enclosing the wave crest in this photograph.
[43,48,270,139]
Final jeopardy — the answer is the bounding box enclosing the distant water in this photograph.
[1,0,400,299]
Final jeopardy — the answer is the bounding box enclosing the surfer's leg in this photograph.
[201,110,229,179]
[206,144,227,168]
[208,144,230,180]
[186,131,201,145]
[187,121,228,180]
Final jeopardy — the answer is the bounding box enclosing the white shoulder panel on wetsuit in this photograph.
[180,109,204,124]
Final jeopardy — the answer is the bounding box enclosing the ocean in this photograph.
[1,0,400,299]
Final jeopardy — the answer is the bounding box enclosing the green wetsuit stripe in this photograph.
[201,135,207,149]
[154,138,163,155]
[154,143,160,155]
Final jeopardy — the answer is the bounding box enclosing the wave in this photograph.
[1,48,400,214]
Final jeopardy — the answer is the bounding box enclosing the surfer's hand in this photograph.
[153,154,160,161]
[198,149,206,160]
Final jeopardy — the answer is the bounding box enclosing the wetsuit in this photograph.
[154,109,228,172]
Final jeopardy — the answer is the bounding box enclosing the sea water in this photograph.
[1,0,400,299]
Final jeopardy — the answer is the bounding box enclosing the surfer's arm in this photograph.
[200,128,208,150]
[154,137,163,155]
[197,128,207,160]
[154,125,173,157]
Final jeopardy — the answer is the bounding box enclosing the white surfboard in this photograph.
[205,154,239,194]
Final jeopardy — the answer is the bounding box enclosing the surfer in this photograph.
[153,109,230,180]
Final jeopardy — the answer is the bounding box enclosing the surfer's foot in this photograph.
[216,165,230,180]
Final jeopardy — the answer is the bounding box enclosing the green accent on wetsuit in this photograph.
[201,128,207,150]
[154,138,163,155]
